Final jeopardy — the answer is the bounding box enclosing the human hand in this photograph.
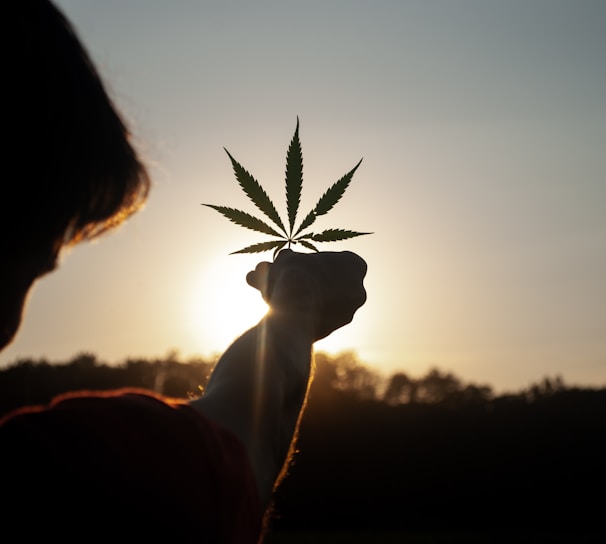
[246,249,367,341]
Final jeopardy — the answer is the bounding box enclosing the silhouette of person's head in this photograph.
[1,0,151,350]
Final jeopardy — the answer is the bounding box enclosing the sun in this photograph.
[187,256,269,356]
[184,250,370,364]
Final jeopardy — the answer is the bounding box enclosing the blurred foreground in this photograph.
[2,351,605,542]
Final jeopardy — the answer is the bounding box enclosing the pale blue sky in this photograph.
[3,0,605,393]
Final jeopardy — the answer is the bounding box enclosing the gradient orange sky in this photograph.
[2,0,605,393]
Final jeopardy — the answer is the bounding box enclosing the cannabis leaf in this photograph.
[202,117,372,258]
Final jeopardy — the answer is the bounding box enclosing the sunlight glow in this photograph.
[187,260,269,357]
[252,318,268,456]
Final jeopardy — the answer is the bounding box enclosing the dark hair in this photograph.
[6,0,150,249]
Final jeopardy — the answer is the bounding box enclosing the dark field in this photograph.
[2,352,605,542]
[264,530,605,544]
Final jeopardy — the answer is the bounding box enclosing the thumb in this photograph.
[246,261,272,300]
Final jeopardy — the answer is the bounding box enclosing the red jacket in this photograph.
[1,388,263,542]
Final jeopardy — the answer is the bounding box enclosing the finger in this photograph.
[246,261,272,294]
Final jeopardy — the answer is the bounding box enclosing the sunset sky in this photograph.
[3,0,605,393]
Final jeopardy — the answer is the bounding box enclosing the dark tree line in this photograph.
[0,351,214,417]
[0,350,500,417]
[1,351,605,538]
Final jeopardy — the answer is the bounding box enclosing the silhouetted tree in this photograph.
[383,371,415,405]
[416,367,462,403]
[310,351,380,402]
